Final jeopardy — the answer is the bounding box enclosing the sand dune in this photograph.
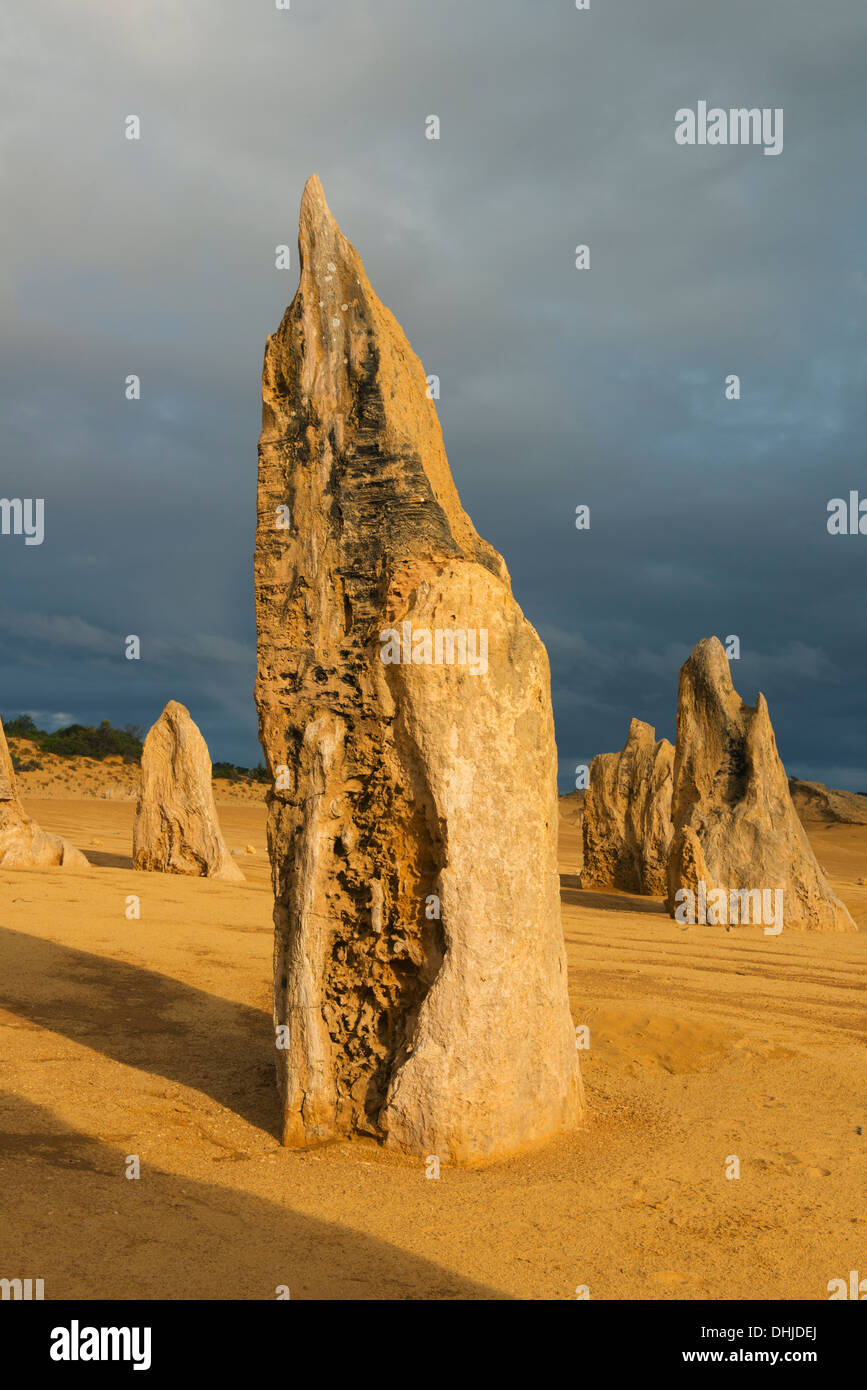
[7,738,266,805]
[0,795,862,1299]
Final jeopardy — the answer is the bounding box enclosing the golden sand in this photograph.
[0,797,863,1299]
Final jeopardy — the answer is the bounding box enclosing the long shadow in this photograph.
[0,924,280,1138]
[85,849,134,869]
[0,1092,509,1300]
[559,878,667,915]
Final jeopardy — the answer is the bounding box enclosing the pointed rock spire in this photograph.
[255,179,583,1161]
[666,638,855,932]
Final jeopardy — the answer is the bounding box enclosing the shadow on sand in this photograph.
[559,876,667,915]
[0,925,279,1136]
[0,1092,508,1299]
[84,849,134,869]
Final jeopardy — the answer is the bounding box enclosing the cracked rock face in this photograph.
[254,175,583,1163]
[666,638,856,932]
[0,718,89,869]
[132,702,244,882]
[582,719,674,896]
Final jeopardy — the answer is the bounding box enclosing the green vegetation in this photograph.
[213,760,270,783]
[11,755,41,772]
[3,715,143,762]
[4,713,268,781]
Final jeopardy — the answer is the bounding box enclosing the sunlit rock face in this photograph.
[254,176,584,1162]
[133,701,244,883]
[666,638,856,933]
[582,719,674,896]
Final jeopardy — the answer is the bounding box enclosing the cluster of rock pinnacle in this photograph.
[582,637,855,934]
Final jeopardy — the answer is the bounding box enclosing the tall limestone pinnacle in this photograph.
[255,176,584,1162]
[666,637,856,932]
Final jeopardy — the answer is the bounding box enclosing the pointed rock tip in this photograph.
[299,174,340,244]
[158,699,193,724]
[686,636,733,687]
[693,634,726,661]
[627,717,655,744]
[301,173,329,216]
[754,691,771,722]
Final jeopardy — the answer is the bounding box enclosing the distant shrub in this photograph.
[5,714,38,737]
[3,713,259,777]
[40,720,143,762]
[213,760,270,783]
[2,715,143,762]
[12,756,41,772]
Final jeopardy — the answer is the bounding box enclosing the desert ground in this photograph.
[0,790,864,1301]
[6,737,267,804]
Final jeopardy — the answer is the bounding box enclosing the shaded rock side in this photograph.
[582,719,674,896]
[0,717,89,869]
[666,638,856,932]
[132,702,244,882]
[254,175,583,1163]
[789,778,867,826]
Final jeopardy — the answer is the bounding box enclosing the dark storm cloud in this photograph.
[1,0,865,784]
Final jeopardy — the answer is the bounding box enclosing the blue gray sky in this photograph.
[1,1,866,788]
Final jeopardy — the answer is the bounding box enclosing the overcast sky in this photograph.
[2,0,866,789]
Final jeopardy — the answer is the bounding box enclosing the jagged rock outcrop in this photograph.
[0,718,89,868]
[254,175,583,1162]
[666,638,856,932]
[789,778,867,826]
[582,719,674,895]
[132,702,244,882]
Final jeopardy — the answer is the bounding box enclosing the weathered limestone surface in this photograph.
[582,719,674,895]
[666,638,856,932]
[254,175,583,1162]
[132,702,244,882]
[789,777,867,827]
[0,717,89,868]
